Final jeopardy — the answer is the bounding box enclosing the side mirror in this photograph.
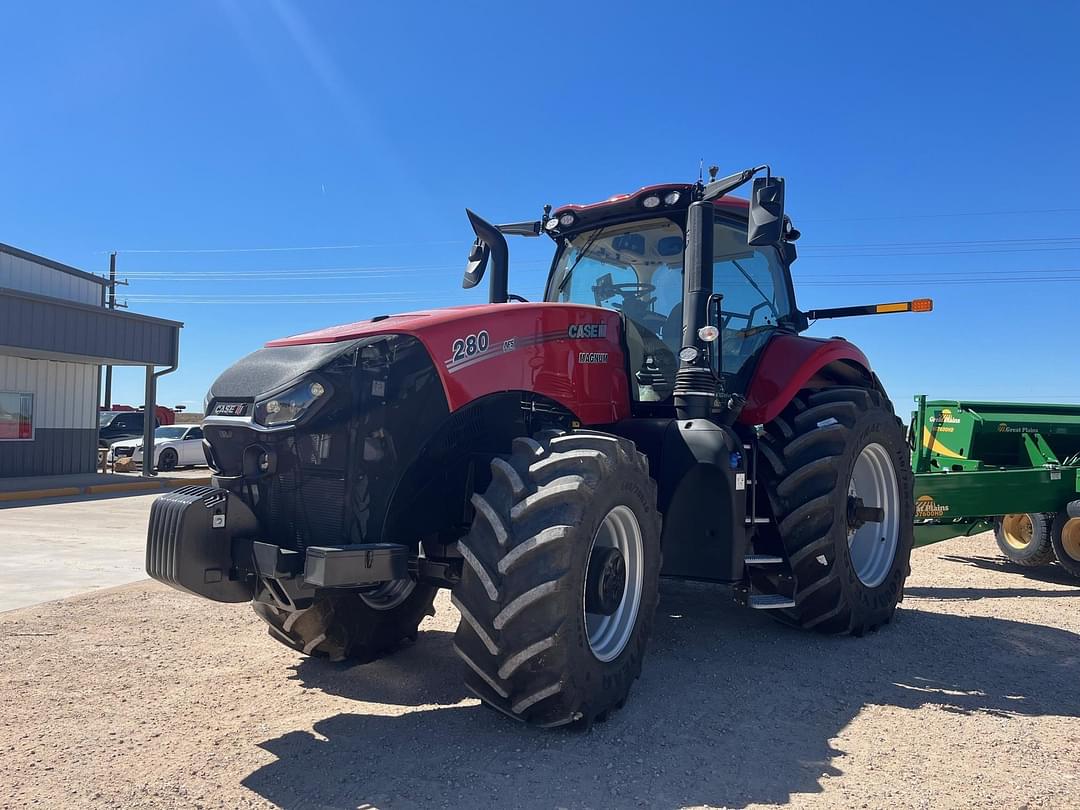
[462,238,490,289]
[462,208,509,302]
[748,175,785,246]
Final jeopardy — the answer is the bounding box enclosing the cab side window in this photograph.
[712,218,792,377]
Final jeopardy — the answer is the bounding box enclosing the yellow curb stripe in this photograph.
[0,487,82,502]
[86,481,167,494]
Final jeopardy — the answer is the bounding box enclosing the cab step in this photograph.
[744,555,784,566]
[748,593,797,610]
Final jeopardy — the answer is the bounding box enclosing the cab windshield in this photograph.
[548,215,793,400]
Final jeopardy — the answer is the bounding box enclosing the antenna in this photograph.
[698,158,704,184]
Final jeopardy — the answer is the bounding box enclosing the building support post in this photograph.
[142,364,156,477]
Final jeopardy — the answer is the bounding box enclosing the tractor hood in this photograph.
[264,305,493,348]
[208,302,631,428]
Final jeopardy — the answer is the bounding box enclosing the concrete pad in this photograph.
[0,493,158,611]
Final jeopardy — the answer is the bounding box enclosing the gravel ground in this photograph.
[1,532,1078,810]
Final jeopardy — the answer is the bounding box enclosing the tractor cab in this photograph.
[543,192,797,404]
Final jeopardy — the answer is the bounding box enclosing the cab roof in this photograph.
[550,183,748,236]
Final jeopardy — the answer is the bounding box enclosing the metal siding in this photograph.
[0,428,97,477]
[0,252,100,305]
[0,356,99,477]
[0,292,180,366]
[0,356,97,430]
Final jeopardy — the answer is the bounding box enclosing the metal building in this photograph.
[0,243,182,478]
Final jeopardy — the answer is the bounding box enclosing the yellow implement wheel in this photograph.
[1050,511,1080,579]
[1000,514,1033,550]
[994,513,1055,567]
[1060,519,1080,561]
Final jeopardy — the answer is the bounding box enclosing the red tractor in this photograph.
[147,166,929,728]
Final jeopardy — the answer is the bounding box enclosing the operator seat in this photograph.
[662,303,684,353]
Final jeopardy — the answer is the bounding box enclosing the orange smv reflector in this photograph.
[911,298,934,312]
[875,302,910,314]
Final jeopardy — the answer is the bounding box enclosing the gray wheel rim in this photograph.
[358,578,415,611]
[584,505,644,662]
[847,442,900,588]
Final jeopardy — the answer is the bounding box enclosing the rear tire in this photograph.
[758,387,914,635]
[452,430,661,728]
[995,513,1056,567]
[1050,510,1080,579]
[252,582,437,663]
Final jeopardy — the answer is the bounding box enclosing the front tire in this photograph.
[758,387,914,635]
[252,582,437,662]
[453,430,661,728]
[995,513,1056,567]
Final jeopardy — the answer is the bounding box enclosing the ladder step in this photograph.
[744,517,770,524]
[749,594,796,610]
[744,555,784,565]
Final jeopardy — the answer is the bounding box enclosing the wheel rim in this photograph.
[1061,518,1080,562]
[1000,514,1034,550]
[160,451,176,471]
[584,505,644,662]
[847,443,900,588]
[358,578,416,611]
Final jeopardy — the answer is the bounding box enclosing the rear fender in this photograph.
[739,334,878,425]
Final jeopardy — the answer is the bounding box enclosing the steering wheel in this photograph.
[507,294,528,303]
[612,282,656,298]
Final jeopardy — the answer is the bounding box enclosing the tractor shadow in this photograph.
[937,553,1080,587]
[287,626,467,707]
[244,581,1080,810]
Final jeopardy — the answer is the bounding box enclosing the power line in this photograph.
[803,235,1080,249]
[111,239,463,255]
[799,246,1080,258]
[798,206,1080,223]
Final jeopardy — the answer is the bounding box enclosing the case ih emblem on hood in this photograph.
[212,402,248,417]
[568,323,607,339]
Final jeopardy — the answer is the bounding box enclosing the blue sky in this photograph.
[2,2,1079,416]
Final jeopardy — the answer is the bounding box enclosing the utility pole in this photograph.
[102,252,128,409]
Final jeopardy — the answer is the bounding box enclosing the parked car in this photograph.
[108,425,206,471]
[98,410,158,448]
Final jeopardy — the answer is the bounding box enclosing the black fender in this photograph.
[611,418,748,582]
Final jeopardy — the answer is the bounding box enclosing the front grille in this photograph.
[265,469,346,552]
[114,447,135,458]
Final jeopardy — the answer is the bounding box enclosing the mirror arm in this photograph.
[497,221,542,237]
[700,165,770,202]
[464,209,510,303]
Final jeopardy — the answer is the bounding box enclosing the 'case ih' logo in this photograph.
[568,323,607,339]
[212,402,247,416]
[915,495,949,518]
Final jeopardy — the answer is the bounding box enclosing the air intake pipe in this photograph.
[674,200,719,420]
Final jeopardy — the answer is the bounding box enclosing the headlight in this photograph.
[254,379,330,427]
